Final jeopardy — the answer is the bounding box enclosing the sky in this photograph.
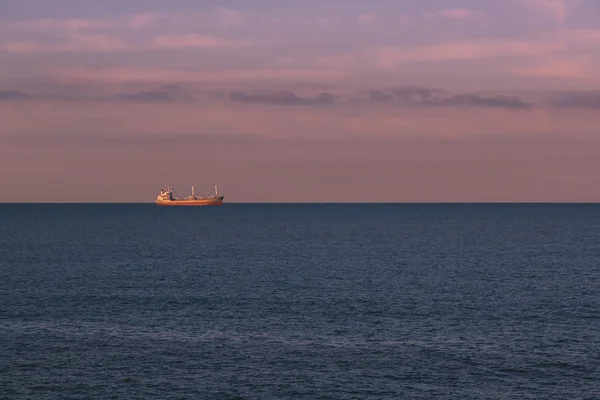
[1,0,600,202]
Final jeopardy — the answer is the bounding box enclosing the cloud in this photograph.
[442,94,533,109]
[117,84,196,102]
[566,29,600,45]
[153,34,251,49]
[225,86,533,110]
[5,17,113,32]
[0,8,254,45]
[350,86,440,106]
[1,42,41,53]
[353,86,532,109]
[368,90,393,102]
[228,90,335,105]
[0,9,253,54]
[0,83,535,110]
[506,56,594,79]
[212,7,247,26]
[1,34,130,53]
[374,39,562,67]
[393,88,533,109]
[358,14,377,24]
[550,91,600,108]
[0,83,196,103]
[392,86,443,104]
[196,90,225,100]
[4,12,160,32]
[524,0,575,25]
[0,89,77,102]
[1,32,249,53]
[117,90,173,102]
[427,9,484,19]
[0,90,30,100]
[54,67,349,83]
[129,13,160,30]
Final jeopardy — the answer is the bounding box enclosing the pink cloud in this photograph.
[566,29,600,45]
[374,39,563,68]
[64,34,130,51]
[427,9,484,19]
[211,7,247,26]
[506,56,595,79]
[7,18,110,31]
[129,13,160,29]
[3,4,600,97]
[312,54,360,69]
[54,67,349,84]
[0,33,249,53]
[4,12,158,32]
[1,41,40,53]
[153,34,251,49]
[523,0,579,25]
[358,14,377,24]
[1,34,130,53]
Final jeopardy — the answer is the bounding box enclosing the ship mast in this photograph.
[215,185,218,196]
[192,186,195,198]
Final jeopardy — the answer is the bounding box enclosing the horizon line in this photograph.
[1,201,600,205]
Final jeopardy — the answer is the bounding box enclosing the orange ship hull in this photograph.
[155,196,224,206]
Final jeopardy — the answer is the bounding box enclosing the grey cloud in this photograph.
[228,90,335,105]
[117,90,173,102]
[351,86,443,105]
[0,84,533,109]
[549,91,600,109]
[0,90,31,100]
[287,82,339,91]
[1,84,199,103]
[117,84,197,102]
[358,86,532,109]
[442,94,533,109]
[0,89,77,101]
[197,90,224,100]
[369,90,393,102]
[393,86,442,104]
[157,84,196,101]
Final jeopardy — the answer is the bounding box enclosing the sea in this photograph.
[1,203,599,399]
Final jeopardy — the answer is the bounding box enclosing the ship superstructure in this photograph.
[155,185,224,206]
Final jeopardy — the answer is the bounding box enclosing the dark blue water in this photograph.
[1,204,600,399]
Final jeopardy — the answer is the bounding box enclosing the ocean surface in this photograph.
[1,203,600,399]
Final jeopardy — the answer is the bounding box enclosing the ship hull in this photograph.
[155,196,224,206]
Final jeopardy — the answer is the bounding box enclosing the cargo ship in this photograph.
[155,185,224,206]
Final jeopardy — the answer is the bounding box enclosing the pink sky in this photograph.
[1,0,600,202]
